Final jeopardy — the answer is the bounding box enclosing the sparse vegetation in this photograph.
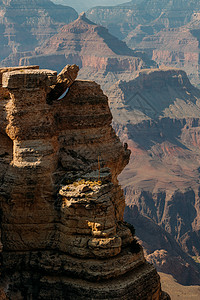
[192,256,200,264]
[71,179,102,187]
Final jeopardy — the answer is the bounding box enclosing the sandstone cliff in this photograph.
[106,68,200,285]
[0,65,169,299]
[25,13,200,285]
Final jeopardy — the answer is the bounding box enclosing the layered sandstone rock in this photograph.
[0,65,168,299]
[87,0,200,39]
[125,17,200,88]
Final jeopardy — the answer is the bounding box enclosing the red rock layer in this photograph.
[18,13,156,73]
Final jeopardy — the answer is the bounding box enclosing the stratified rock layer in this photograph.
[87,0,200,39]
[87,1,200,87]
[0,0,78,66]
[18,13,156,73]
[126,17,200,88]
[0,65,168,299]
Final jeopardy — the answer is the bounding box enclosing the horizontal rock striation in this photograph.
[87,0,200,40]
[18,13,156,73]
[0,65,169,299]
[126,19,200,88]
[0,0,78,66]
[87,1,200,88]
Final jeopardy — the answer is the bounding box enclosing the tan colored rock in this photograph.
[0,65,169,299]
[46,64,79,103]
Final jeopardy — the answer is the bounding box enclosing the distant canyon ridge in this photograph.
[52,0,126,13]
[87,0,200,88]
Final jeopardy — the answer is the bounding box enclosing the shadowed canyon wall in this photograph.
[107,68,200,285]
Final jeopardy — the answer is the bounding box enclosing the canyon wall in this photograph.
[87,0,200,39]
[106,68,200,285]
[0,65,169,299]
[87,1,200,87]
[17,13,156,73]
[0,0,78,66]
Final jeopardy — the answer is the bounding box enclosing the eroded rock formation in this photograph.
[87,0,200,88]
[87,0,200,39]
[0,0,78,66]
[18,13,156,73]
[125,17,200,88]
[0,65,169,299]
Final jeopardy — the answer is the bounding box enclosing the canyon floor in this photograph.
[159,272,200,300]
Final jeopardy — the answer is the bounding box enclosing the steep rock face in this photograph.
[0,65,169,299]
[87,0,200,40]
[0,0,78,65]
[18,13,156,73]
[107,68,200,285]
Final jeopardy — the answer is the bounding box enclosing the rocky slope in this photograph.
[87,0,200,39]
[87,1,200,87]
[159,272,200,300]
[0,0,78,66]
[18,13,156,73]
[125,14,200,88]
[106,68,200,285]
[0,64,169,299]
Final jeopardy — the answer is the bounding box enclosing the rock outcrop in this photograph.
[20,11,200,284]
[0,65,169,299]
[0,0,78,66]
[108,68,200,285]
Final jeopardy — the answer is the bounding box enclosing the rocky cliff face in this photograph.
[17,13,156,73]
[0,0,78,66]
[107,68,200,285]
[0,65,169,299]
